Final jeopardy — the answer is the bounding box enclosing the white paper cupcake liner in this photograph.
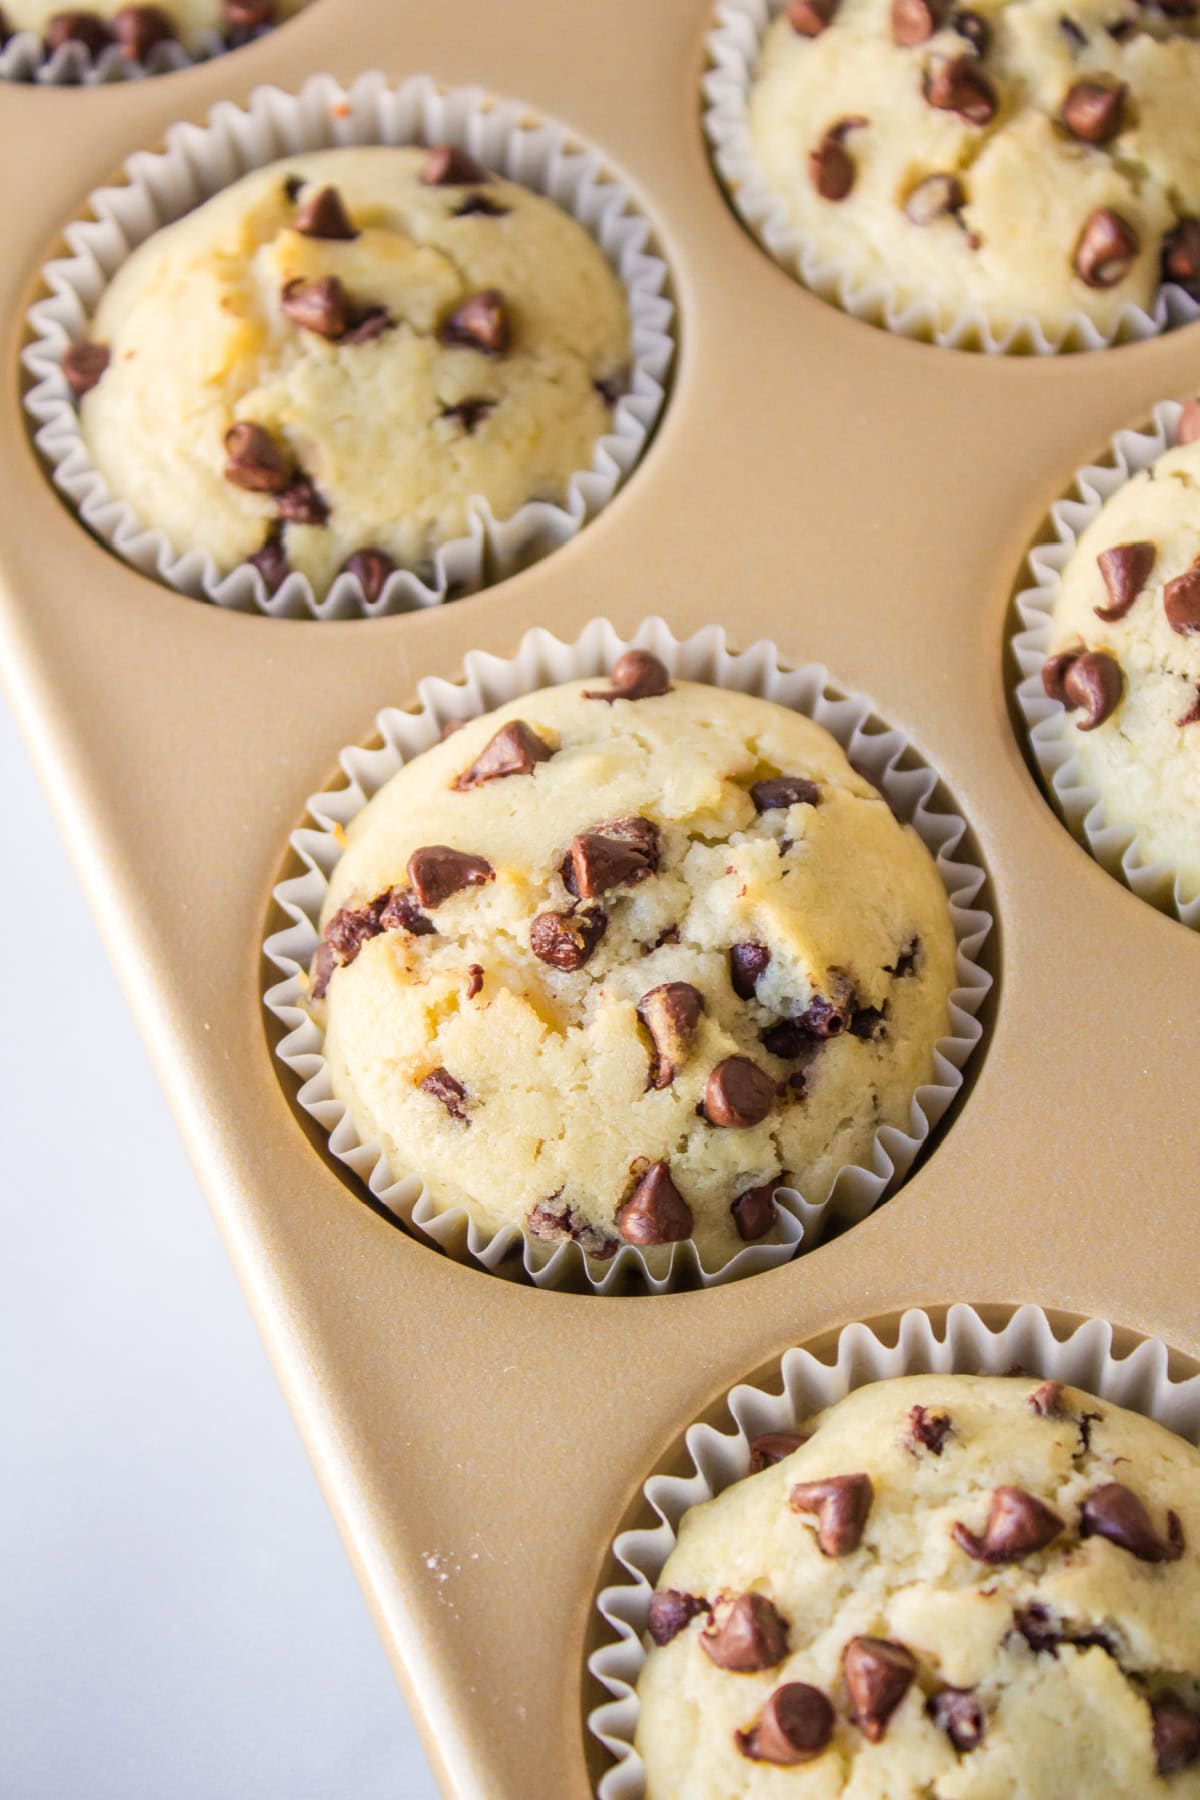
[22,72,674,619]
[262,618,993,1295]
[589,1301,1200,1796]
[0,24,225,84]
[1012,399,1200,928]
[702,0,1200,354]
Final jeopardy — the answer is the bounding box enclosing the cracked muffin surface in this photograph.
[310,665,957,1267]
[1042,429,1200,899]
[77,146,629,596]
[638,1373,1200,1796]
[748,0,1200,337]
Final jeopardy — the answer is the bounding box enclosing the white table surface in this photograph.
[0,692,440,1800]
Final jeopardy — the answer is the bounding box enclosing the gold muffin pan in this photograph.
[2,2,1200,1796]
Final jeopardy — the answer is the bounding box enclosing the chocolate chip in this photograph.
[283,174,304,202]
[1063,650,1123,727]
[308,940,336,1000]
[439,397,495,433]
[281,274,349,340]
[454,721,553,789]
[466,963,483,999]
[647,1589,708,1646]
[1179,398,1200,445]
[407,846,494,908]
[730,942,770,999]
[843,1638,917,1742]
[760,1021,816,1060]
[1096,540,1154,620]
[928,1688,986,1752]
[568,817,660,898]
[584,651,672,702]
[44,10,113,52]
[615,1160,693,1245]
[908,1404,952,1455]
[111,3,174,56]
[749,1431,810,1472]
[849,1004,886,1040]
[700,1593,789,1672]
[341,548,395,604]
[343,306,391,345]
[885,937,921,978]
[292,185,358,241]
[732,1178,782,1242]
[736,1683,835,1764]
[61,341,109,398]
[1165,561,1200,634]
[453,192,510,218]
[789,1473,874,1555]
[892,0,940,43]
[1028,1379,1067,1417]
[1041,650,1080,705]
[1178,683,1200,727]
[247,529,290,594]
[925,55,998,124]
[703,1056,776,1129]
[223,422,290,494]
[1075,208,1139,287]
[419,1066,469,1123]
[638,982,703,1089]
[526,1196,618,1260]
[787,0,838,30]
[950,9,990,52]
[810,123,863,202]
[1153,1699,1200,1776]
[420,143,491,186]
[798,991,850,1038]
[224,0,273,27]
[952,1486,1063,1563]
[1106,13,1136,39]
[377,887,436,937]
[1059,13,1088,47]
[1062,78,1126,143]
[1163,219,1200,300]
[276,476,329,527]
[1080,1482,1184,1562]
[441,289,510,355]
[751,775,820,812]
[529,907,606,971]
[594,371,628,407]
[324,896,386,965]
[904,173,966,226]
[1012,1602,1114,1658]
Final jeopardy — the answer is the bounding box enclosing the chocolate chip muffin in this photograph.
[1040,405,1200,901]
[72,146,630,600]
[747,0,1200,338]
[309,656,958,1268]
[5,0,303,59]
[638,1373,1200,1794]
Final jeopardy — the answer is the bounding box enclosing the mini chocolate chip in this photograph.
[324,897,386,965]
[61,341,109,397]
[1178,398,1200,445]
[647,1590,708,1646]
[928,1688,986,1752]
[569,817,660,898]
[1178,683,1200,727]
[1080,1482,1184,1562]
[1163,219,1200,299]
[343,306,391,345]
[952,1486,1063,1563]
[701,1593,789,1672]
[44,9,113,51]
[529,907,606,971]
[377,887,436,937]
[111,3,174,56]
[584,651,672,702]
[308,940,336,1000]
[843,1638,917,1742]
[419,1066,469,1123]
[292,185,358,241]
[925,55,998,124]
[441,289,510,355]
[704,1056,776,1129]
[732,1178,782,1242]
[1063,650,1123,728]
[1165,561,1200,634]
[789,1473,874,1555]
[223,422,290,494]
[1153,1699,1200,1776]
[440,397,495,433]
[247,529,290,594]
[892,0,940,43]
[454,721,553,789]
[737,1683,835,1765]
[526,1196,617,1260]
[751,775,820,812]
[454,192,511,218]
[787,0,838,31]
[1096,540,1155,620]
[466,963,483,998]
[341,548,395,604]
[420,143,491,186]
[904,173,966,226]
[730,941,770,999]
[615,1160,694,1245]
[1028,1379,1067,1417]
[1075,208,1139,287]
[276,476,329,526]
[950,9,990,52]
[810,122,864,202]
[407,846,494,908]
[281,274,349,339]
[908,1404,952,1455]
[1060,13,1088,46]
[1062,78,1126,143]
[749,1431,810,1472]
[638,982,703,1089]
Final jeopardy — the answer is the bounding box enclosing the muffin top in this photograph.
[747,0,1200,338]
[311,660,958,1269]
[6,0,303,57]
[75,146,629,598]
[638,1373,1200,1796]
[1042,421,1200,899]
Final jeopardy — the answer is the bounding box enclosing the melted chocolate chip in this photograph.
[928,1688,986,1752]
[908,1404,952,1455]
[343,306,391,346]
[730,942,770,999]
[1059,13,1088,48]
[453,192,511,218]
[247,529,290,594]
[789,1473,874,1555]
[843,1637,917,1742]
[638,982,703,1089]
[905,173,966,226]
[1165,561,1200,634]
[950,8,990,51]
[1028,1379,1067,1418]
[925,54,998,124]
[223,422,290,494]
[62,341,110,397]
[1075,208,1139,287]
[787,0,838,30]
[454,721,553,789]
[440,289,510,355]
[377,887,436,937]
[751,775,820,812]
[749,1431,810,1473]
[407,846,494,908]
[308,940,335,1001]
[292,185,358,241]
[594,371,628,407]
[529,907,607,971]
[419,1066,468,1122]
[341,548,396,604]
[569,816,660,898]
[526,1196,618,1261]
[420,143,491,186]
[732,1178,782,1242]
[952,1487,1063,1563]
[1080,1482,1184,1562]
[615,1160,693,1245]
[276,476,329,526]
[736,1683,835,1765]
[324,897,386,965]
[111,3,174,56]
[1012,1602,1114,1658]
[849,1005,886,1041]
[1178,683,1200,727]
[703,1056,776,1129]
[647,1589,708,1646]
[1062,78,1126,143]
[1163,219,1200,299]
[283,174,304,202]
[885,937,921,978]
[798,990,851,1038]
[701,1593,789,1672]
[439,397,495,433]
[44,10,112,52]
[1153,1699,1200,1776]
[810,121,865,202]
[281,274,349,339]
[584,651,672,702]
[1064,650,1124,727]
[760,1020,819,1060]
[1096,541,1155,621]
[465,963,483,999]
